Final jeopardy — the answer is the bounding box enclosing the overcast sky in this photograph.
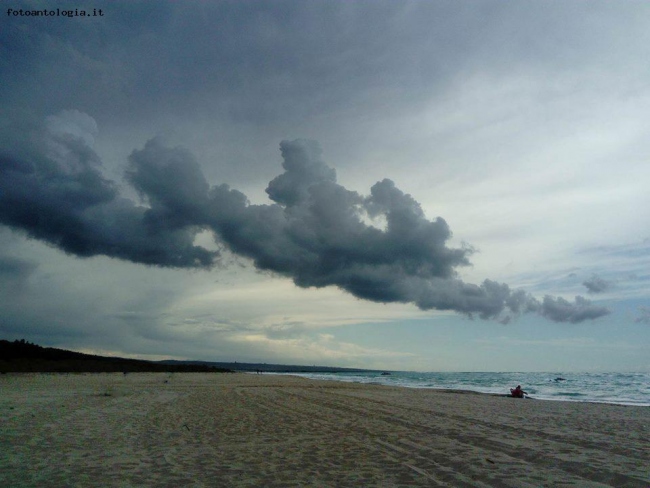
[2,0,649,372]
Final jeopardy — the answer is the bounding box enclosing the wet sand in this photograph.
[1,372,648,487]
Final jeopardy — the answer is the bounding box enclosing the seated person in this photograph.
[510,385,527,398]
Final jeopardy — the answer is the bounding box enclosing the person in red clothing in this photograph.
[510,385,527,398]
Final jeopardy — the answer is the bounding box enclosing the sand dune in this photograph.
[1,373,648,487]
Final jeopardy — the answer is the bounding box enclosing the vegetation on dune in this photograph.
[0,339,232,373]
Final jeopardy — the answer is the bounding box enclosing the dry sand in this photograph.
[1,373,648,487]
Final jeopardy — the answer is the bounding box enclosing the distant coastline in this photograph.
[159,359,382,374]
[0,339,231,373]
[0,339,380,374]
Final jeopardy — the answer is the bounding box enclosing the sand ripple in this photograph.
[1,373,648,487]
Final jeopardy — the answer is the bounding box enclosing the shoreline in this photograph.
[272,371,650,408]
[2,372,648,486]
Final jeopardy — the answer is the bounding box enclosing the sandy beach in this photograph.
[1,373,648,487]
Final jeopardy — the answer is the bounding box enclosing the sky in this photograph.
[1,0,649,372]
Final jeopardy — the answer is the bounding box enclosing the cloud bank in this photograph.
[0,112,610,323]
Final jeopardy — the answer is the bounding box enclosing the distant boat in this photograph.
[554,377,566,382]
[381,372,391,376]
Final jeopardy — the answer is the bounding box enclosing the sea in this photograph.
[279,371,650,407]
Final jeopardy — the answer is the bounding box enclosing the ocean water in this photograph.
[281,371,650,406]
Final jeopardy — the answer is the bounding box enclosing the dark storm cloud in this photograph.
[0,113,609,323]
[583,274,613,294]
[6,1,642,133]
[0,111,218,267]
[539,296,610,324]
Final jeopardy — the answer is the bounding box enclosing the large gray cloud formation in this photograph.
[0,111,217,267]
[0,112,610,323]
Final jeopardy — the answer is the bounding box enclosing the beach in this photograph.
[1,373,648,487]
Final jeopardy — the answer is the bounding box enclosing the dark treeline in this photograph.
[0,339,232,373]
